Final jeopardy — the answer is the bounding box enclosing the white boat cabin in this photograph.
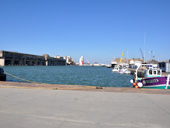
[144,67,162,78]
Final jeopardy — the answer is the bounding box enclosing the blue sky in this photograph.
[0,0,170,64]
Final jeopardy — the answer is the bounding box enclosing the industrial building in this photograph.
[64,56,74,65]
[159,62,170,72]
[0,51,66,66]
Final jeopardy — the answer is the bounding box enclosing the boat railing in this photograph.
[135,64,158,82]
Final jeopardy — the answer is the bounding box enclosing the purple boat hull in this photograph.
[140,76,170,89]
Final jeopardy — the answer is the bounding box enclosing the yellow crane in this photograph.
[119,49,125,65]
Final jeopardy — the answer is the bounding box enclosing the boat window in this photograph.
[153,70,156,75]
[149,70,152,75]
[158,70,161,75]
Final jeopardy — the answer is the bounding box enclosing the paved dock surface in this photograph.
[0,87,170,128]
[1,81,170,95]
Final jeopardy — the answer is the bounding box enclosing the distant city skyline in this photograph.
[1,0,170,64]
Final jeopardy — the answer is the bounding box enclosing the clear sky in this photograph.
[0,0,170,64]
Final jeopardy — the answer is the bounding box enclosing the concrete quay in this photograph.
[0,82,170,128]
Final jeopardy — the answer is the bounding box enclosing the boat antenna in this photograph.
[144,32,146,62]
[140,48,144,61]
[127,51,128,64]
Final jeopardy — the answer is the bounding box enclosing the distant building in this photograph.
[65,56,74,65]
[54,55,64,60]
[159,62,170,72]
[114,58,144,64]
[0,50,66,66]
[146,60,159,64]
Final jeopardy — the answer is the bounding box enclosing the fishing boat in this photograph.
[112,49,125,72]
[130,64,170,89]
[112,65,120,72]
[119,63,131,74]
[111,61,117,68]
[120,67,131,74]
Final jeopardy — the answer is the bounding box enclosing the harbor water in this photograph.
[3,66,133,87]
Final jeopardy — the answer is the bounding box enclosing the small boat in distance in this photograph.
[112,65,120,72]
[119,67,131,74]
[111,61,117,68]
[112,63,131,74]
[130,64,170,89]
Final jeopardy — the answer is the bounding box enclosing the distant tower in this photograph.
[79,56,84,66]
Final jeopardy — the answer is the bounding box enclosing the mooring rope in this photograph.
[4,71,97,89]
[4,71,39,83]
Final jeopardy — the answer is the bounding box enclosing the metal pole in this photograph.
[166,75,170,89]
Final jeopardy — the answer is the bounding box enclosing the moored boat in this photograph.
[130,64,170,89]
[112,65,120,72]
[111,61,117,68]
[120,67,131,74]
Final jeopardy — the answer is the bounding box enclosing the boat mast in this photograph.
[127,51,128,64]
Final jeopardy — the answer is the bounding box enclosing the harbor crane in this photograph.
[119,49,125,64]
[150,51,155,60]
